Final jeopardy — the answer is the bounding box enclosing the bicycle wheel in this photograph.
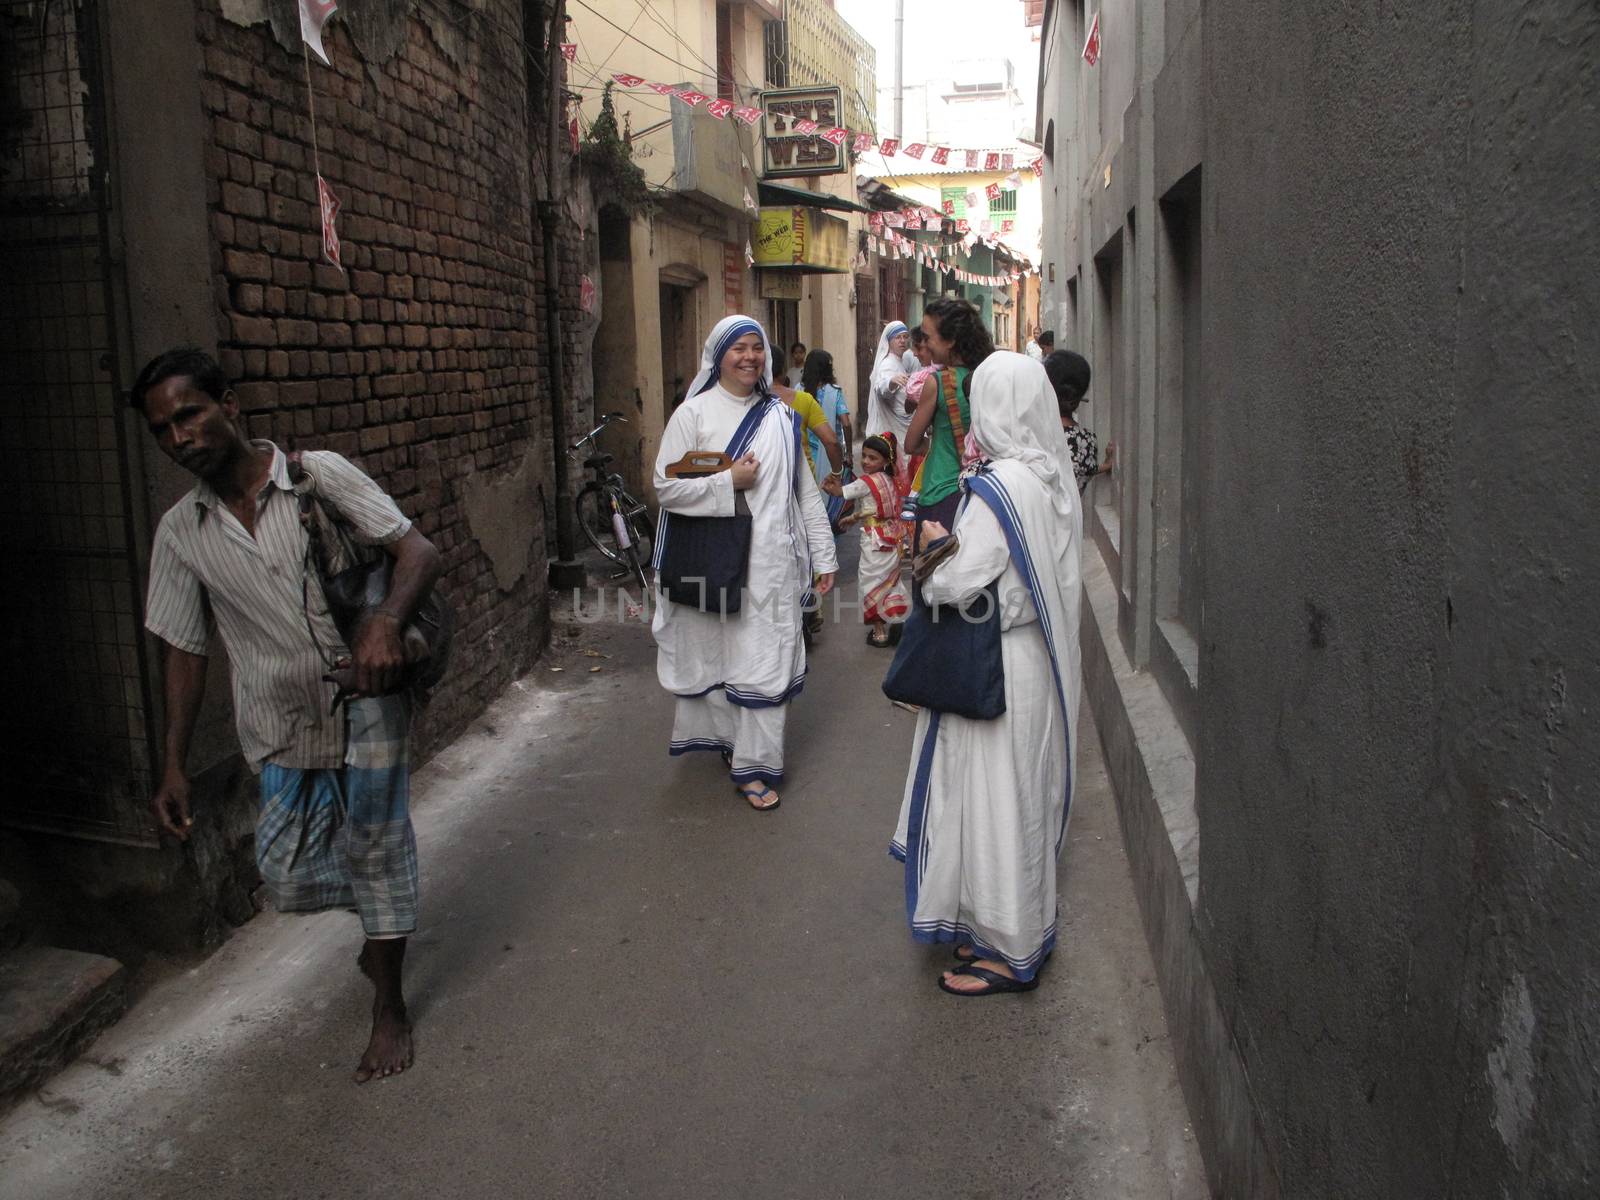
[575,485,624,564]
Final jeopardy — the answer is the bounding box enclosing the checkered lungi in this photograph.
[255,695,418,938]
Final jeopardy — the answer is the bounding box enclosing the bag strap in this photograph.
[724,394,771,458]
[940,368,965,446]
[284,451,341,669]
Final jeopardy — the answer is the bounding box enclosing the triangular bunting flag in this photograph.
[299,0,337,65]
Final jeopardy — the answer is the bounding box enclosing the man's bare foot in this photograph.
[354,1004,413,1083]
[354,938,412,1083]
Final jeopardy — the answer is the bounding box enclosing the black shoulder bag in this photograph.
[288,452,454,705]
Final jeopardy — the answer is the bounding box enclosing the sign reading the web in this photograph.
[761,86,847,179]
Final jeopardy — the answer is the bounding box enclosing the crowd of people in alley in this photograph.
[126,298,1113,1085]
[650,302,1113,998]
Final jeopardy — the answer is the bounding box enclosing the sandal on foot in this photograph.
[938,964,1039,996]
[953,945,981,963]
[867,629,891,648]
[737,782,781,812]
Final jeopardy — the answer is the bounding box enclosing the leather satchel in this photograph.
[288,452,454,704]
[881,574,1006,719]
[656,485,752,614]
[655,404,771,615]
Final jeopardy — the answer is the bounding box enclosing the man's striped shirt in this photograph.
[144,442,409,771]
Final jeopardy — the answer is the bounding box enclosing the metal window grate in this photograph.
[0,0,156,845]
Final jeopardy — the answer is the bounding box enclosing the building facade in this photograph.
[566,0,773,500]
[1037,1,1599,1196]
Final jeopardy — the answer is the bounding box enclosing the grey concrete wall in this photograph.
[1198,1,1600,1194]
[1040,0,1600,1193]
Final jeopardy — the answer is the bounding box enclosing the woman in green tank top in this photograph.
[905,298,995,540]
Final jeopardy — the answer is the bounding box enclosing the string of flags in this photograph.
[292,3,1060,287]
[605,72,1046,178]
[864,207,1035,287]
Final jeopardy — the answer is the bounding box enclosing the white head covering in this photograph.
[684,314,775,406]
[968,351,1075,521]
[872,320,910,375]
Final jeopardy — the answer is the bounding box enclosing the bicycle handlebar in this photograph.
[569,411,629,454]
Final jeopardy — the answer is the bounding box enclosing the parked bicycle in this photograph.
[571,412,653,595]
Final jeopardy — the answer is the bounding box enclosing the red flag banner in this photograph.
[983,152,1000,171]
[852,132,876,153]
[732,106,763,125]
[985,182,1002,200]
[903,142,927,159]
[677,90,709,107]
[793,118,819,134]
[580,274,596,313]
[706,98,734,119]
[955,219,970,233]
[879,137,900,156]
[613,73,645,87]
[1031,157,1045,176]
[1001,153,1015,170]
[647,81,676,95]
[942,198,955,215]
[560,42,577,63]
[317,173,342,270]
[1001,219,1016,234]
[965,150,979,168]
[904,213,922,230]
[822,126,849,146]
[930,146,950,165]
[1083,12,1101,66]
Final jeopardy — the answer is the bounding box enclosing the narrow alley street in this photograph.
[0,549,1204,1200]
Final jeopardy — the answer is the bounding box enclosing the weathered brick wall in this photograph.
[195,0,586,753]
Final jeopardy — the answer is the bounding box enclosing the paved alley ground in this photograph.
[0,544,1207,1200]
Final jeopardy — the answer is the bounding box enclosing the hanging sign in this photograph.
[759,270,804,301]
[753,207,850,271]
[761,86,847,178]
[1084,13,1102,66]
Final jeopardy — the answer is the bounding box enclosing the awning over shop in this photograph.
[752,206,851,274]
[757,180,872,214]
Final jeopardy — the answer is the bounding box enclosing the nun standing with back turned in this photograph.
[891,351,1083,994]
[651,315,838,811]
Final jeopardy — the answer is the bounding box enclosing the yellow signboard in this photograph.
[752,207,851,273]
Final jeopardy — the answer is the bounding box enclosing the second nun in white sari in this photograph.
[866,321,915,445]
[890,350,1083,994]
[652,316,839,811]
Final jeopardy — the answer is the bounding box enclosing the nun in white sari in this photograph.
[866,321,915,445]
[652,316,839,811]
[890,351,1083,994]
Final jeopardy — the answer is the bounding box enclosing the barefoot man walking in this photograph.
[133,348,442,1083]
